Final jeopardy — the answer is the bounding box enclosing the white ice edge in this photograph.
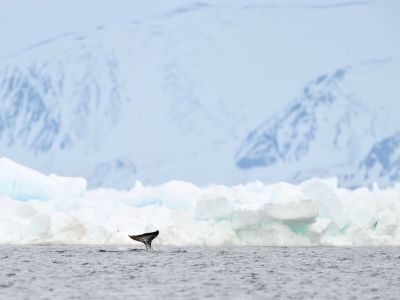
[1,157,400,246]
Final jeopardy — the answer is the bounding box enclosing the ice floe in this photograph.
[1,157,400,246]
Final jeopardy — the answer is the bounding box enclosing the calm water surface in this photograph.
[1,246,400,299]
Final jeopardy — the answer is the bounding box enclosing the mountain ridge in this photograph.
[0,1,399,188]
[236,59,400,187]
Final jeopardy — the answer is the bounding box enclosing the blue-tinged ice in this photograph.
[1,157,400,246]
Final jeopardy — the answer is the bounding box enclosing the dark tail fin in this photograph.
[128,230,159,250]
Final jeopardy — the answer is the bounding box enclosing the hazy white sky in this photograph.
[1,0,399,58]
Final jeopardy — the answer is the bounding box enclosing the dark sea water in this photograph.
[1,246,400,299]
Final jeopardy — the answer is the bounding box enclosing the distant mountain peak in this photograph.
[236,59,400,188]
[236,66,351,169]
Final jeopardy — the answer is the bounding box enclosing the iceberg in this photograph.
[1,157,400,246]
[0,157,87,201]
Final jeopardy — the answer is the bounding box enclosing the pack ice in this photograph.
[1,157,400,246]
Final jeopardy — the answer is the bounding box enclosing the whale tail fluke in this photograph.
[129,230,159,251]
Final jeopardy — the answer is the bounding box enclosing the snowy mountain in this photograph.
[0,4,258,188]
[0,35,133,187]
[345,132,400,187]
[0,1,399,188]
[236,59,400,187]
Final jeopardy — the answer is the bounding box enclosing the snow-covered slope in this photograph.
[236,59,400,187]
[0,36,133,187]
[0,11,244,188]
[346,132,400,187]
[0,1,399,188]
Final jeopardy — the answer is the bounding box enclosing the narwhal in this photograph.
[128,230,159,250]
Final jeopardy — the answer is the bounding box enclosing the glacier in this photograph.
[1,157,400,246]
